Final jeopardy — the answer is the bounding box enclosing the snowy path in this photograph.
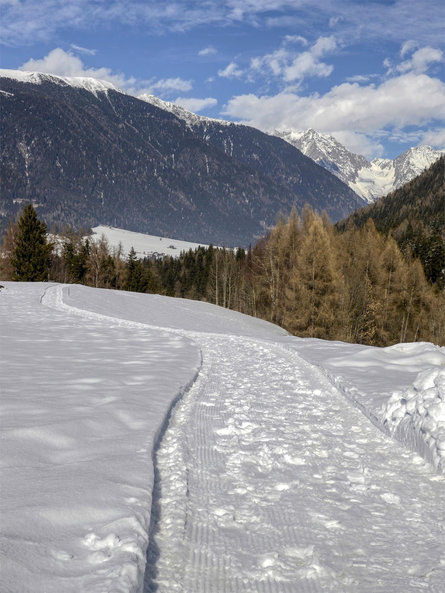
[146,336,445,592]
[2,284,444,592]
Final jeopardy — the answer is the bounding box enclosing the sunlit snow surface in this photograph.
[90,226,212,259]
[1,283,444,592]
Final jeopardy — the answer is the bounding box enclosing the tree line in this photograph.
[1,204,444,347]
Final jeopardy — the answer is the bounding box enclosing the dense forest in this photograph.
[337,156,445,289]
[2,203,444,347]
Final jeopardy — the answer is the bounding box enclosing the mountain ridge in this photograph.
[0,69,364,246]
[272,128,445,202]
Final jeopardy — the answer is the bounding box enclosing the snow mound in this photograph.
[383,367,445,472]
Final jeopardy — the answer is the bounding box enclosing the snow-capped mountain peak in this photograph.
[138,93,233,129]
[272,128,370,187]
[0,69,120,97]
[391,145,445,189]
[138,93,204,128]
[272,128,445,202]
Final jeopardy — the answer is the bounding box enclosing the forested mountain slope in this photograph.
[337,157,445,287]
[0,70,364,246]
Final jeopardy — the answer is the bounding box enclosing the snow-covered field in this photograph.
[90,226,211,258]
[1,283,444,592]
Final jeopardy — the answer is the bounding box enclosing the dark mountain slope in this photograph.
[1,72,363,245]
[174,115,364,219]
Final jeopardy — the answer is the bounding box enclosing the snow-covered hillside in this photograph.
[90,226,212,258]
[273,129,445,202]
[1,283,444,592]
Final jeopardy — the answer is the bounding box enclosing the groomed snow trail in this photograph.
[31,284,444,592]
[145,336,445,592]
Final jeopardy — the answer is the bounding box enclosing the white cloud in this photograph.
[174,96,217,112]
[249,35,337,83]
[385,45,443,76]
[328,131,385,159]
[70,44,97,56]
[400,40,418,58]
[421,128,445,149]
[218,61,244,79]
[329,16,342,28]
[2,0,445,47]
[283,35,308,46]
[223,72,445,156]
[19,48,130,87]
[19,48,192,98]
[383,57,392,70]
[198,46,217,56]
[250,48,289,77]
[397,46,443,74]
[346,74,378,83]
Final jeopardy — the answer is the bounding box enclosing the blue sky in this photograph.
[1,0,444,159]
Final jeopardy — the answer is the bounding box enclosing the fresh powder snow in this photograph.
[1,283,444,592]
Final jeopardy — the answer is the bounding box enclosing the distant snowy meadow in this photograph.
[89,226,211,259]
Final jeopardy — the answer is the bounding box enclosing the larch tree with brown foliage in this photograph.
[285,214,347,339]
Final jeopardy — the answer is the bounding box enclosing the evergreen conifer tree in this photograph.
[125,246,146,292]
[10,204,53,281]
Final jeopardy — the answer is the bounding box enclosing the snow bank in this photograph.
[287,338,445,473]
[383,367,445,472]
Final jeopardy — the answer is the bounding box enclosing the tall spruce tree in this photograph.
[125,247,147,292]
[11,204,53,281]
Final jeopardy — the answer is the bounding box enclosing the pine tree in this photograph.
[62,237,90,283]
[125,247,146,292]
[0,221,18,280]
[10,204,53,281]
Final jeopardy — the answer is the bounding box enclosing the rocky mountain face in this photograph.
[0,71,365,246]
[140,95,365,223]
[273,129,444,203]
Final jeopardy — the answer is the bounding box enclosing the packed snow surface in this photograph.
[1,283,444,593]
[90,226,212,259]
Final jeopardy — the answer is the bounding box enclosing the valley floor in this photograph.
[1,283,444,592]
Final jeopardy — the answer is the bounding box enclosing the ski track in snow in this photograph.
[3,284,444,592]
[144,335,445,592]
